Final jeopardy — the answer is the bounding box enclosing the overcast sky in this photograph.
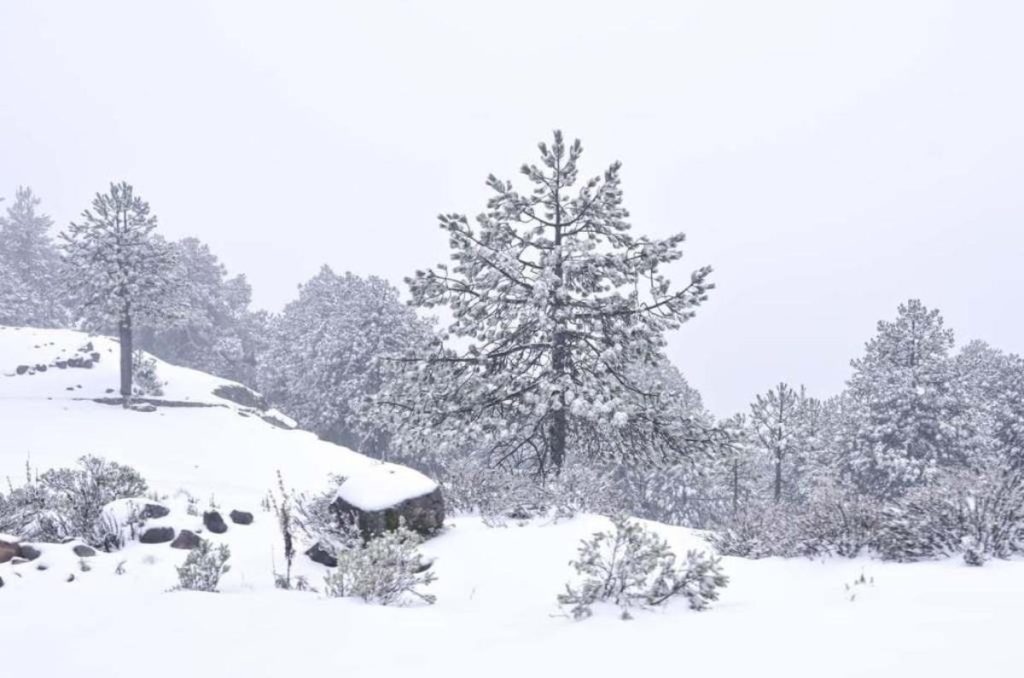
[2,1,1022,415]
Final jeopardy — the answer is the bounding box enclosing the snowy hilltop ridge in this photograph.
[0,325,435,512]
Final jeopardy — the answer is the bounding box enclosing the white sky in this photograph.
[2,0,1022,416]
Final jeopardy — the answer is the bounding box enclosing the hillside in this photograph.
[2,327,1023,677]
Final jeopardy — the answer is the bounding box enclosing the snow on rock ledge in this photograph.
[333,464,445,538]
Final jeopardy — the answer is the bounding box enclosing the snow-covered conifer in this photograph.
[748,383,819,502]
[258,266,433,455]
[0,187,65,327]
[379,131,714,474]
[841,300,959,498]
[59,182,180,402]
[139,237,264,385]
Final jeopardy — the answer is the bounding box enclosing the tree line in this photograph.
[3,132,1023,563]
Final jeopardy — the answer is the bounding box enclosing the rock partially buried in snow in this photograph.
[140,503,171,520]
[305,542,338,568]
[170,530,202,550]
[203,511,228,534]
[331,464,445,538]
[17,544,42,561]
[229,510,253,525]
[140,527,175,544]
[212,384,268,411]
[0,537,20,564]
[72,544,96,558]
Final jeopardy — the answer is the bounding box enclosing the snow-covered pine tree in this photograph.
[258,266,434,456]
[841,299,959,499]
[138,237,264,385]
[952,341,1024,470]
[379,131,714,475]
[59,182,179,403]
[748,383,818,502]
[0,187,65,327]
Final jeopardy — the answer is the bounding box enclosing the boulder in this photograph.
[170,530,202,550]
[72,544,96,558]
[140,503,170,520]
[15,365,28,375]
[329,465,445,539]
[229,510,253,525]
[0,539,19,564]
[140,527,175,544]
[305,543,338,568]
[18,544,42,561]
[212,384,268,411]
[203,511,228,534]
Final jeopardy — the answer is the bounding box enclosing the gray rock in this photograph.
[0,539,19,564]
[229,510,253,525]
[170,530,202,550]
[212,384,268,411]
[331,487,445,540]
[18,544,42,561]
[140,527,175,544]
[140,503,170,519]
[305,543,338,568]
[203,511,228,534]
[72,544,96,558]
[15,365,28,375]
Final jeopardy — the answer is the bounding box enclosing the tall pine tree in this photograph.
[60,182,179,403]
[842,299,959,498]
[0,187,64,327]
[379,131,714,474]
[748,383,818,502]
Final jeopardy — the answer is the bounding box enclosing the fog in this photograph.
[2,0,1022,415]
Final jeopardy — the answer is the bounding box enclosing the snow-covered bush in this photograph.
[295,488,359,553]
[873,467,1024,562]
[707,501,793,558]
[0,456,147,546]
[132,351,165,397]
[440,456,626,524]
[175,541,231,592]
[322,523,436,605]
[558,515,728,620]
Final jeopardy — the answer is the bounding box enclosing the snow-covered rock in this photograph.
[334,464,445,537]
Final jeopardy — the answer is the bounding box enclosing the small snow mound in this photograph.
[336,463,438,512]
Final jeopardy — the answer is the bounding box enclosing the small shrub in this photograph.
[323,523,436,605]
[175,541,231,592]
[270,471,297,589]
[0,456,147,546]
[132,351,165,397]
[558,515,728,620]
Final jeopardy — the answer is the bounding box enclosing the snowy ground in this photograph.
[2,327,1024,677]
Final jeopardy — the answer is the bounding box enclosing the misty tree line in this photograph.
[3,132,1024,563]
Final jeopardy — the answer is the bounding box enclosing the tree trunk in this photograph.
[732,458,739,515]
[119,314,133,407]
[774,453,783,502]
[549,158,567,475]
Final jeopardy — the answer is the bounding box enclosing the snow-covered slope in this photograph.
[3,326,1024,678]
[0,326,422,503]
